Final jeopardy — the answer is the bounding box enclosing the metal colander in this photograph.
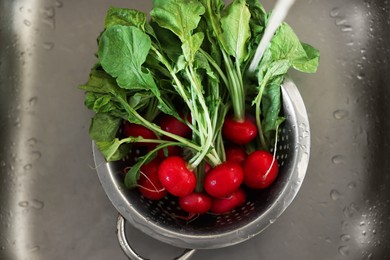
[93,78,310,259]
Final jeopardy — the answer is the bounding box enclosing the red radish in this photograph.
[243,150,279,189]
[158,156,196,197]
[154,145,182,158]
[204,161,244,198]
[225,145,247,165]
[210,188,247,214]
[123,122,157,147]
[222,114,258,144]
[178,192,212,214]
[138,158,167,200]
[159,114,192,139]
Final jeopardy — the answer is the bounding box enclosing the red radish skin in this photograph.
[138,158,167,200]
[155,145,182,158]
[158,156,196,197]
[243,150,279,189]
[159,114,192,139]
[204,161,244,198]
[225,145,247,165]
[123,122,157,147]
[222,115,258,144]
[210,188,247,214]
[178,192,212,214]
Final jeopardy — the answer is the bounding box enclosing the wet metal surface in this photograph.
[1,0,389,259]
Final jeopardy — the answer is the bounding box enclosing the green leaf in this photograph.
[292,43,320,73]
[151,0,205,62]
[89,113,121,142]
[270,23,307,62]
[104,7,157,39]
[92,95,114,112]
[220,0,251,63]
[198,0,225,35]
[246,0,267,55]
[150,21,182,62]
[98,25,154,90]
[98,25,173,115]
[96,138,130,161]
[261,76,285,142]
[124,150,158,188]
[79,68,125,96]
[182,31,205,63]
[124,164,141,189]
[104,7,147,29]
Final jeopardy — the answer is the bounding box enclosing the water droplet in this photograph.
[29,245,40,252]
[18,201,29,207]
[343,203,357,218]
[14,117,21,127]
[341,25,353,32]
[335,18,348,26]
[362,230,367,236]
[367,253,373,260]
[42,7,55,18]
[55,1,63,8]
[343,207,353,218]
[31,151,42,160]
[347,182,357,189]
[329,7,340,17]
[332,155,346,164]
[26,138,37,146]
[333,109,349,120]
[42,7,56,29]
[325,237,332,243]
[341,220,349,230]
[338,245,350,256]
[23,164,32,171]
[357,72,365,80]
[42,42,54,50]
[30,199,44,209]
[340,234,351,242]
[23,19,32,27]
[330,189,341,201]
[28,96,38,106]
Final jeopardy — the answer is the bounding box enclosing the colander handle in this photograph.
[116,214,197,260]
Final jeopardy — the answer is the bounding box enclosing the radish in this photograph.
[222,114,258,145]
[178,192,212,214]
[123,122,157,147]
[157,145,182,158]
[210,188,247,214]
[204,161,244,198]
[243,150,279,189]
[225,145,247,165]
[159,114,192,139]
[138,158,167,200]
[158,156,196,197]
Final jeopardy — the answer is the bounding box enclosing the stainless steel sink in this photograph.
[1,0,389,259]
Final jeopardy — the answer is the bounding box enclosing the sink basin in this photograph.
[1,0,389,259]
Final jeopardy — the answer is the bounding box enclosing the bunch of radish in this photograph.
[123,114,279,217]
[81,1,318,219]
